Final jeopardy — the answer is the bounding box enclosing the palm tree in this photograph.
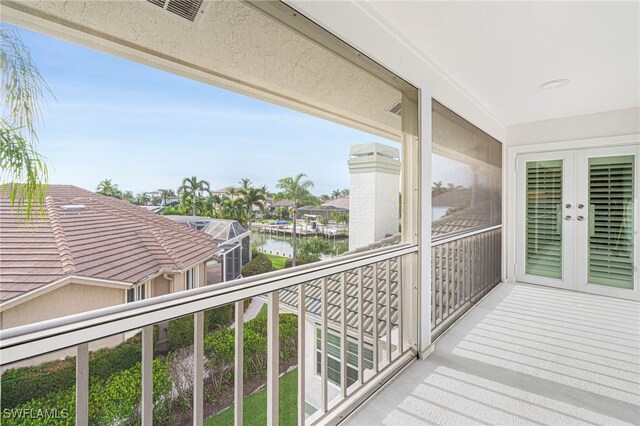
[135,192,151,205]
[96,179,122,198]
[121,191,135,203]
[276,173,315,266]
[236,179,267,230]
[331,189,342,199]
[218,196,246,224]
[432,181,445,196]
[158,188,175,206]
[178,176,210,216]
[1,26,53,221]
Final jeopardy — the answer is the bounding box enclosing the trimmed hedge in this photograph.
[0,333,149,410]
[284,255,317,268]
[241,253,273,277]
[2,358,173,426]
[167,305,234,352]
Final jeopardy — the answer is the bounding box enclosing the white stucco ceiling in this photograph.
[360,1,640,126]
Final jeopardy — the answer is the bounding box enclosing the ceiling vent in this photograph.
[147,0,204,22]
[388,100,402,117]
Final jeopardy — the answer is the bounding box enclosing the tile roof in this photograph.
[278,258,400,338]
[0,185,219,302]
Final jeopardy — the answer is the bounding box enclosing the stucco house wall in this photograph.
[0,282,125,330]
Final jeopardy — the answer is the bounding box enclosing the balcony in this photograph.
[345,282,640,425]
[2,226,638,425]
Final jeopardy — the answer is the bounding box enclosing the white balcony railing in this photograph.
[0,243,418,425]
[431,225,502,338]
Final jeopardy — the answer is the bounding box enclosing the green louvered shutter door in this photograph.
[525,160,563,279]
[588,155,635,289]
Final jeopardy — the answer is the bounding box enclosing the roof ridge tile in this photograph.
[45,196,76,274]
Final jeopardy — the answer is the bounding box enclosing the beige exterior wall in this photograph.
[150,275,172,297]
[0,282,124,330]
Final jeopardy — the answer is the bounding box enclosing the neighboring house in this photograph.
[297,196,349,221]
[0,185,219,333]
[431,188,471,220]
[163,216,251,283]
[211,186,232,197]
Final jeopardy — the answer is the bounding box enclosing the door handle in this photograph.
[564,215,572,221]
[565,203,572,208]
[577,216,585,221]
[578,204,585,209]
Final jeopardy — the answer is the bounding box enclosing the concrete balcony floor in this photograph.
[345,283,640,425]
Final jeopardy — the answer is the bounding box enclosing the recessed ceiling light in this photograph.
[539,79,570,90]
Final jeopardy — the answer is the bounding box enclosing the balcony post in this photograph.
[76,343,89,426]
[234,301,244,425]
[298,283,306,425]
[194,312,204,426]
[267,291,279,425]
[142,325,153,426]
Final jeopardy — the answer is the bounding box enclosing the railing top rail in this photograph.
[431,224,502,247]
[0,243,417,366]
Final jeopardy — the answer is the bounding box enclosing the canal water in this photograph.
[252,232,348,258]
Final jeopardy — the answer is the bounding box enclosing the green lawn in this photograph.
[263,253,288,270]
[204,368,298,426]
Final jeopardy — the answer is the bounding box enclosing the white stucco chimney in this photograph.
[348,142,401,250]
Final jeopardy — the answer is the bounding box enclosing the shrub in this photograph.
[0,331,158,410]
[297,237,332,259]
[2,358,172,426]
[93,357,172,425]
[284,255,316,268]
[168,305,234,351]
[241,253,273,277]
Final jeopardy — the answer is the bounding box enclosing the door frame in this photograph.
[515,150,575,289]
[506,134,640,300]
[574,144,640,300]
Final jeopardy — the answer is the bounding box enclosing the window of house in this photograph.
[315,327,374,387]
[126,283,146,303]
[186,267,198,290]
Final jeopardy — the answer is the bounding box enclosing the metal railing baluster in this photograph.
[357,267,364,385]
[321,277,329,413]
[142,325,153,426]
[372,263,379,374]
[76,343,89,426]
[267,291,279,425]
[298,283,306,426]
[385,259,392,364]
[397,257,403,355]
[194,312,204,426]
[340,272,348,398]
[234,302,244,426]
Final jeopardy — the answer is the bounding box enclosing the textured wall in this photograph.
[0,282,124,329]
[3,0,402,139]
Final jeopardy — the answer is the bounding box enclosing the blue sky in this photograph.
[13,24,394,195]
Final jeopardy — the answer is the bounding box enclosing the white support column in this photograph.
[234,301,244,426]
[142,325,153,426]
[267,292,279,425]
[76,343,89,426]
[194,312,204,426]
[297,284,306,425]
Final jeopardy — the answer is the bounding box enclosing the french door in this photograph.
[516,145,639,300]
